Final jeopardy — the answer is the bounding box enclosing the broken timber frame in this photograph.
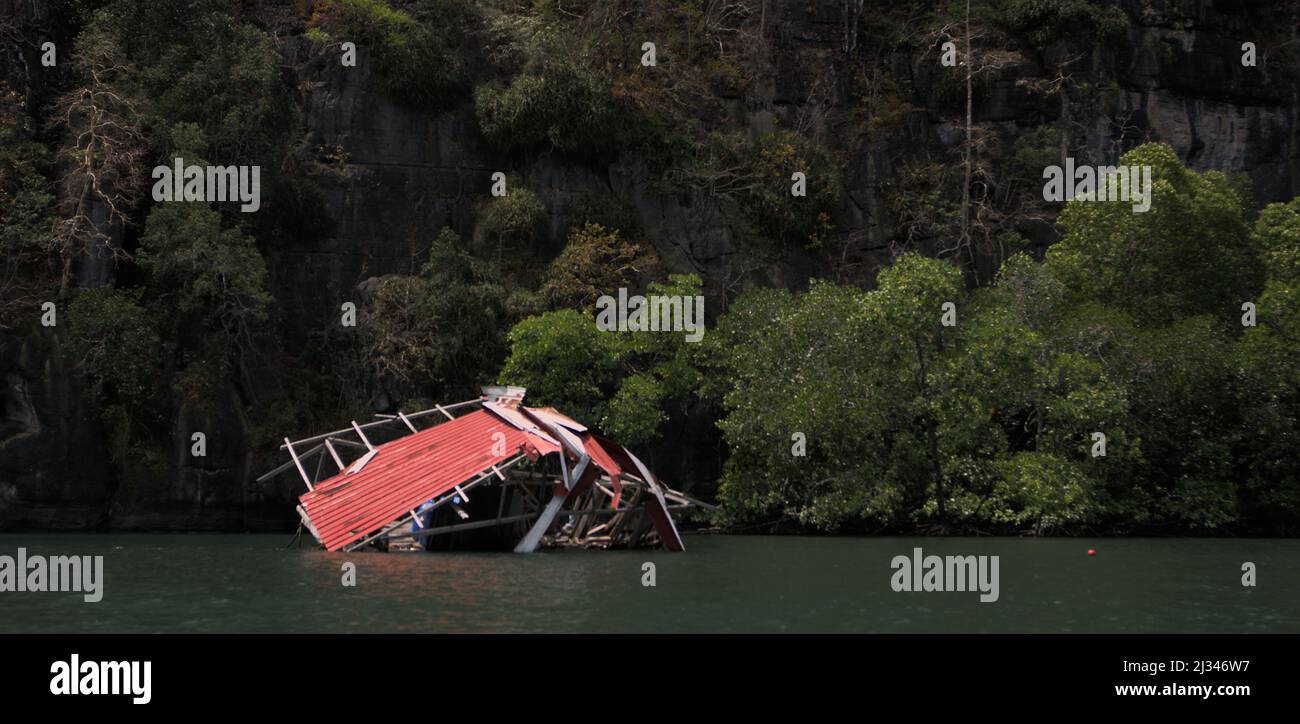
[258,388,711,554]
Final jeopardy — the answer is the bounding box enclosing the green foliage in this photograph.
[308,0,472,109]
[137,203,272,349]
[1232,202,1300,519]
[1000,0,1128,46]
[987,453,1091,529]
[475,56,630,156]
[601,373,667,446]
[9,2,1300,537]
[501,274,704,446]
[498,308,621,425]
[705,187,1283,534]
[0,86,57,325]
[90,0,315,244]
[678,130,842,248]
[86,1,294,168]
[1048,143,1260,325]
[709,256,989,529]
[703,144,1291,533]
[366,227,509,400]
[706,280,882,528]
[1253,198,1300,283]
[143,24,290,164]
[882,159,961,246]
[480,183,546,258]
[65,288,160,407]
[599,274,705,444]
[542,223,661,310]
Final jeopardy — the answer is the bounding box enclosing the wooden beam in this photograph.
[608,485,646,542]
[350,420,375,451]
[347,448,378,474]
[278,398,482,449]
[515,455,589,553]
[397,411,418,433]
[343,514,417,552]
[285,438,314,492]
[296,505,322,543]
[389,512,540,541]
[551,504,690,518]
[435,404,455,421]
[664,488,719,511]
[328,437,367,450]
[514,494,566,553]
[255,443,323,482]
[325,439,345,471]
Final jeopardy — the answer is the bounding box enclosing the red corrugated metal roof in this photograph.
[585,433,684,551]
[579,434,622,476]
[578,433,624,506]
[300,409,560,551]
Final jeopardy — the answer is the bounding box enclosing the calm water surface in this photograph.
[0,534,1295,633]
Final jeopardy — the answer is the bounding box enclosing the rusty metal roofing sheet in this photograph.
[299,409,560,551]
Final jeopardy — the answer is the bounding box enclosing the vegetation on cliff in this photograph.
[2,0,1298,533]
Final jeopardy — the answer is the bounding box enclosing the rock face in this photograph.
[0,329,113,529]
[1,0,1297,530]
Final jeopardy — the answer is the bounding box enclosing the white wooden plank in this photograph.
[350,420,375,451]
[325,439,345,471]
[285,438,314,492]
[397,411,418,433]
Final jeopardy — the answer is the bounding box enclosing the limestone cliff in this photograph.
[1,0,1297,530]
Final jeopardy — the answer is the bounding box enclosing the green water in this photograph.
[0,534,1295,633]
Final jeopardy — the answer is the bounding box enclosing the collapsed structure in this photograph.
[258,387,708,553]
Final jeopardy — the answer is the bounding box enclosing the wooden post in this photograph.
[285,438,314,492]
[397,411,418,433]
[325,439,345,471]
[254,444,323,483]
[515,456,589,553]
[350,420,375,451]
[514,494,565,553]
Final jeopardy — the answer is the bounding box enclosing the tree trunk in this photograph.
[927,412,946,524]
[916,340,946,524]
[961,0,972,259]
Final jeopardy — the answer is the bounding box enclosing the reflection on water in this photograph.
[0,534,1295,633]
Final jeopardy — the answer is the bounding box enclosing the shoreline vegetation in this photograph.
[1,1,1297,539]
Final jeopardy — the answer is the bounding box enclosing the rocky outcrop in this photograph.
[0,328,113,529]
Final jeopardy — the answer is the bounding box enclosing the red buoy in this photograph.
[1087,548,1097,556]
